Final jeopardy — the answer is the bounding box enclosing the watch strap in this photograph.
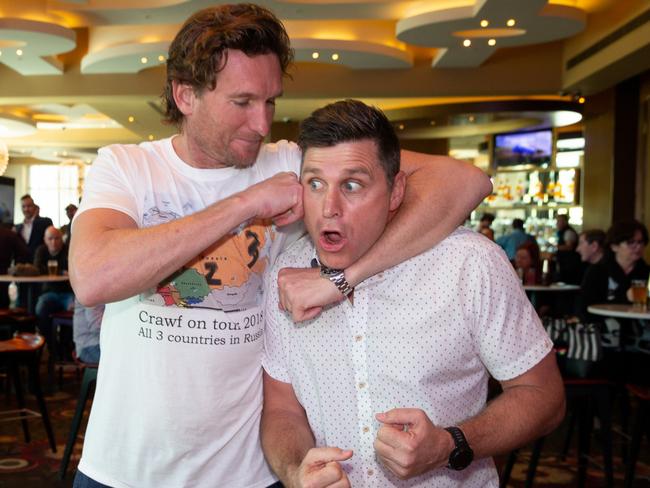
[319,264,354,297]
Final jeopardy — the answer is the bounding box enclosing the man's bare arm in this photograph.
[374,352,565,479]
[278,153,492,321]
[461,351,565,458]
[346,151,491,285]
[70,172,303,306]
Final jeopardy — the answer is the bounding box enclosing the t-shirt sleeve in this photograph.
[466,244,553,381]
[262,260,292,383]
[76,145,141,224]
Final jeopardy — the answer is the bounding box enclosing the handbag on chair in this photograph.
[544,316,604,378]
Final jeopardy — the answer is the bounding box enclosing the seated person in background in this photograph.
[261,100,565,487]
[73,297,103,363]
[34,226,74,352]
[496,218,533,261]
[0,223,30,308]
[554,214,584,285]
[578,220,649,320]
[477,212,495,241]
[576,229,606,266]
[515,240,542,285]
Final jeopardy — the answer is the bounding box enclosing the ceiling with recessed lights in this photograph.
[0,0,648,164]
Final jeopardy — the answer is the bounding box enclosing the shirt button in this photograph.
[354,335,363,342]
[367,469,374,476]
[358,382,366,389]
[362,426,370,433]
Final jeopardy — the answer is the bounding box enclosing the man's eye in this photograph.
[266,99,276,106]
[343,181,362,192]
[309,179,323,190]
[233,99,250,107]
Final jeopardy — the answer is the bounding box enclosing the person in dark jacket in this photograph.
[14,194,53,261]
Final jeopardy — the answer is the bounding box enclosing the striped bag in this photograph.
[544,317,603,378]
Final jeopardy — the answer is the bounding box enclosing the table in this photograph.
[588,303,650,320]
[588,303,650,354]
[524,283,580,292]
[0,274,70,314]
[524,283,580,312]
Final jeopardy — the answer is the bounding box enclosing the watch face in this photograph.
[449,448,473,470]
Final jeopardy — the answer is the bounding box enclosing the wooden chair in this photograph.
[0,332,56,452]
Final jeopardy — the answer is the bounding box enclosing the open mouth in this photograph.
[319,230,346,252]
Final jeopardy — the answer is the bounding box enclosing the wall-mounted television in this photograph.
[493,129,553,169]
[0,176,15,225]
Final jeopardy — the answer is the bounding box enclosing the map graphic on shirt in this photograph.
[141,219,275,311]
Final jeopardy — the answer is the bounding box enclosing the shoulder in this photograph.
[435,227,507,260]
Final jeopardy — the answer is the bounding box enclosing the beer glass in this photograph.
[630,279,648,308]
[47,259,58,276]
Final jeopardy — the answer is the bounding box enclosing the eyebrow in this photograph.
[302,166,372,178]
[229,90,283,99]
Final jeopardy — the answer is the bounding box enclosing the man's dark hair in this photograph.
[298,99,401,186]
[606,220,649,246]
[580,229,606,248]
[162,3,293,126]
[480,212,495,224]
[512,218,525,229]
[20,194,33,201]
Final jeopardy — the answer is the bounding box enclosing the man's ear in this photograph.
[172,81,196,116]
[389,171,406,212]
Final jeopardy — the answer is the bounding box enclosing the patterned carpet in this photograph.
[1,369,649,488]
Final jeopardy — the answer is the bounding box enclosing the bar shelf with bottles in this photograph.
[469,131,584,253]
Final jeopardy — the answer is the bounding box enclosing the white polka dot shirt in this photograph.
[263,227,552,487]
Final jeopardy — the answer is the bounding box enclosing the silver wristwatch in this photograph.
[319,264,354,297]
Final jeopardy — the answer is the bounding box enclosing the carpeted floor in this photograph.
[1,367,649,488]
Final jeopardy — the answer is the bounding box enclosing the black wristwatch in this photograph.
[444,426,474,470]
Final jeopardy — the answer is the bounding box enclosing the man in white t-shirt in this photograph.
[261,100,565,487]
[69,5,491,488]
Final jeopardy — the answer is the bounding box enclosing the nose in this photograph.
[250,103,273,137]
[323,189,342,218]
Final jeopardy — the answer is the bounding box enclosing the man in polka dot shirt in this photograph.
[261,99,565,487]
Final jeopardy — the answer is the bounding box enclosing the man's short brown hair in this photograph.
[162,3,293,126]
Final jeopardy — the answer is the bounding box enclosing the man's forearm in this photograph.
[71,193,259,306]
[345,154,491,286]
[261,408,315,486]
[459,355,565,459]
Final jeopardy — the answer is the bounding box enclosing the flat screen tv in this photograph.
[0,176,15,225]
[493,129,553,168]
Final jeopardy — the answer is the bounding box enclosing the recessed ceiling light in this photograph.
[331,53,339,61]
[312,52,319,59]
[16,49,23,56]
[480,20,489,27]
[507,19,516,27]
[158,55,165,62]
[148,134,154,140]
[128,116,135,123]
[398,124,405,130]
[140,57,148,64]
[463,39,471,47]
[488,39,496,46]
[578,96,586,104]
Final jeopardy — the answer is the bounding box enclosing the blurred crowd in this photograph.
[1,194,102,365]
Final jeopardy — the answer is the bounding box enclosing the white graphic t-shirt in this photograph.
[76,137,302,488]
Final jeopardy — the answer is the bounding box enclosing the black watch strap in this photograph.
[445,426,474,470]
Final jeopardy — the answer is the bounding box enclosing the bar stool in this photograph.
[501,378,614,488]
[623,384,650,487]
[50,310,81,387]
[0,332,57,452]
[59,362,98,479]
